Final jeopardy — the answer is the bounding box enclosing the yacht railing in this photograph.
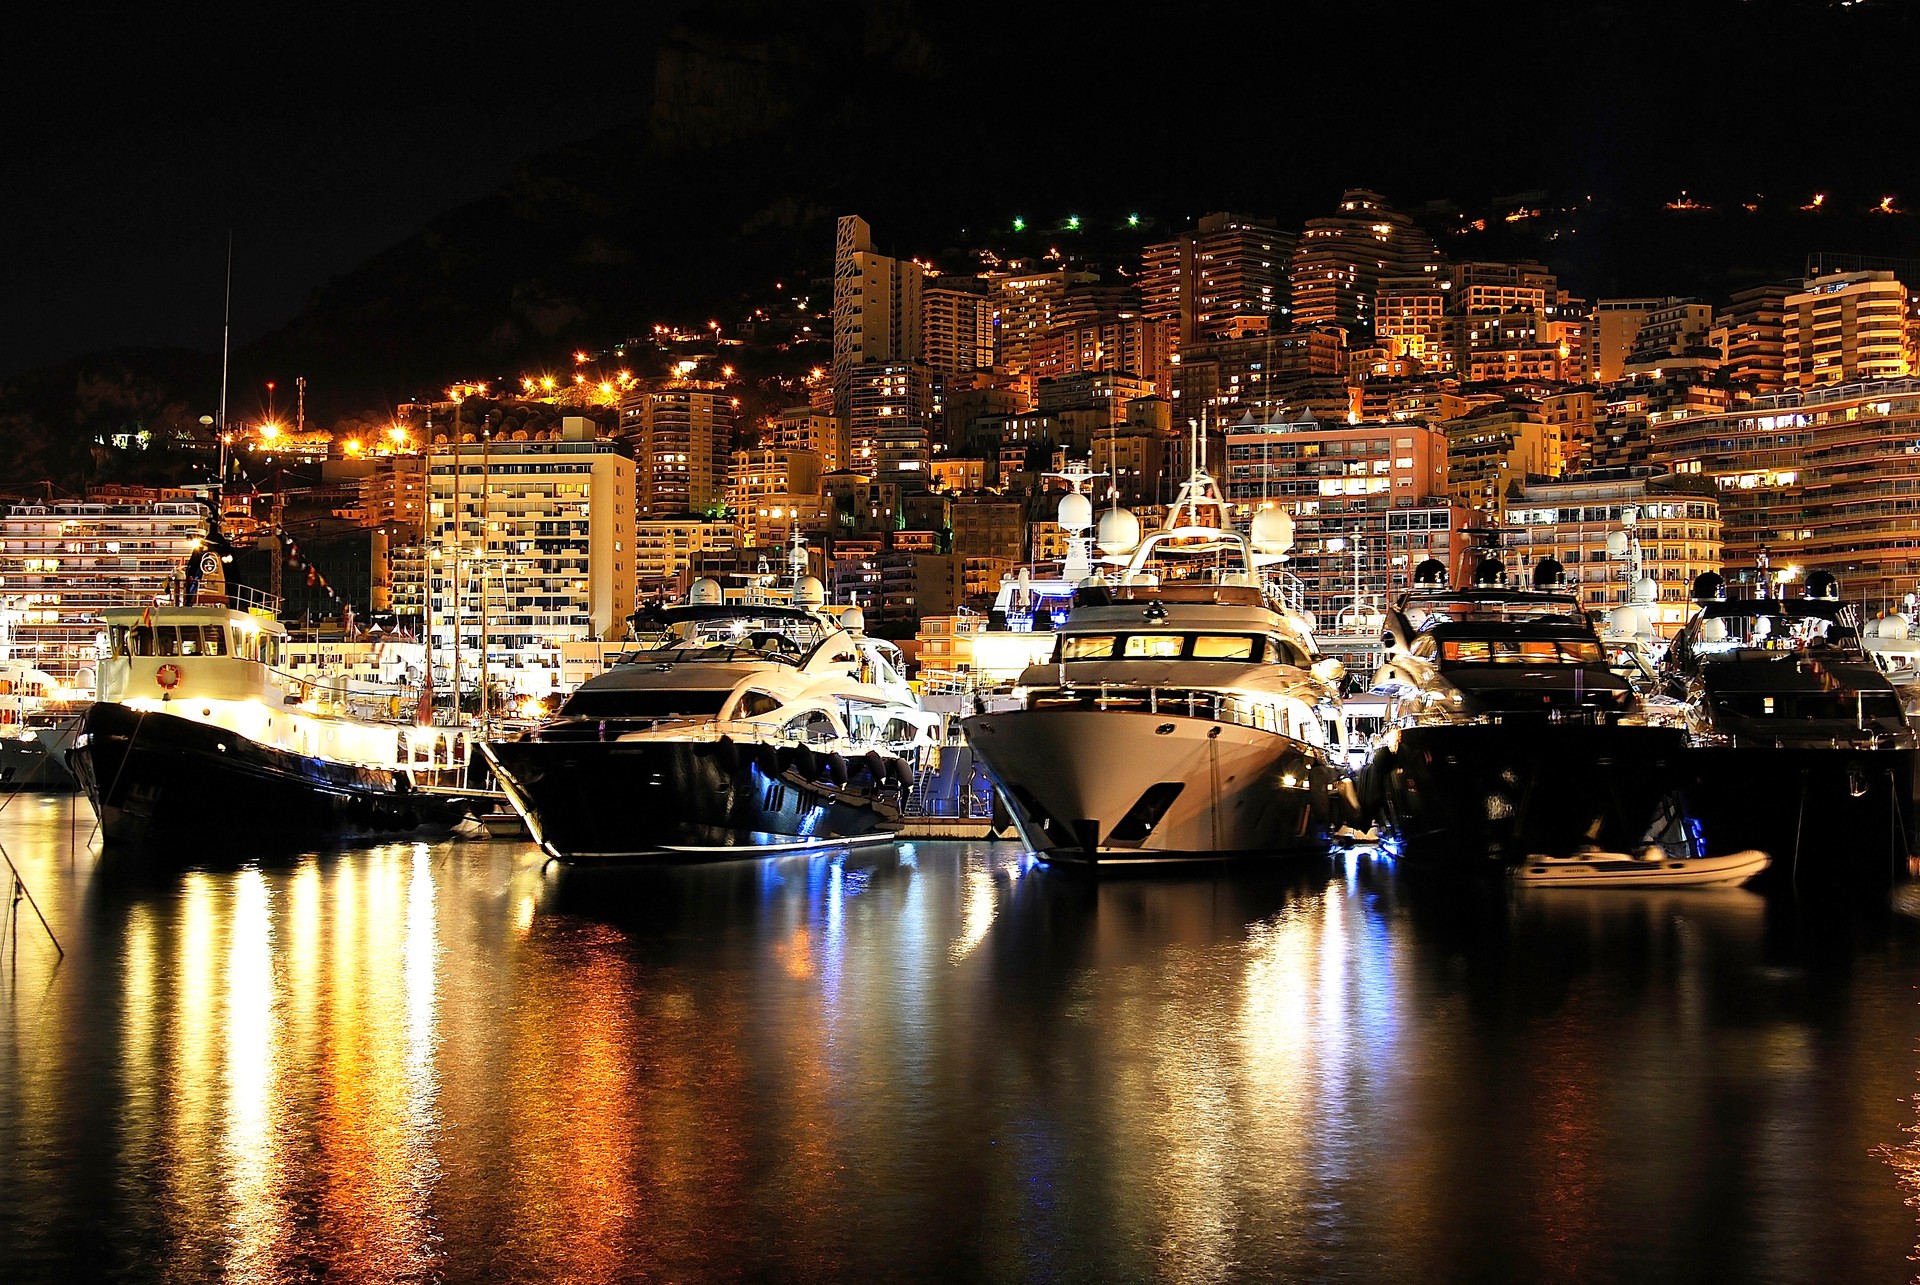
[1027,682,1326,743]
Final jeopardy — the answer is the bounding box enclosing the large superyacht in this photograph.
[962,459,1355,865]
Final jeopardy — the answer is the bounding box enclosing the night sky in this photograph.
[7,0,1917,378]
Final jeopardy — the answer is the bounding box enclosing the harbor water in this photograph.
[2,797,1918,1282]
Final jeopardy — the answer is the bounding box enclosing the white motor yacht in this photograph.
[963,462,1354,865]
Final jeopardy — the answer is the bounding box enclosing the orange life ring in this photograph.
[155,663,182,690]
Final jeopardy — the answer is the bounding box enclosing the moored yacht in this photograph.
[482,579,937,861]
[963,462,1354,865]
[68,588,482,849]
[1659,568,1917,882]
[1362,554,1699,868]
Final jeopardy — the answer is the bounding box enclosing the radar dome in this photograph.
[1250,507,1295,555]
[792,576,826,608]
[838,606,866,632]
[1608,605,1647,638]
[1096,507,1141,554]
[1605,530,1630,557]
[1531,557,1567,590]
[1690,571,1726,603]
[1633,576,1659,604]
[1804,570,1839,601]
[687,577,723,606]
[1412,558,1449,588]
[1056,492,1093,532]
[1471,557,1506,588]
[1878,614,1911,641]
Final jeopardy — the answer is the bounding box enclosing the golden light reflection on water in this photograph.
[3,817,1918,1283]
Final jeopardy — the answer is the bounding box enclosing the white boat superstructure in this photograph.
[964,459,1355,863]
[483,579,940,860]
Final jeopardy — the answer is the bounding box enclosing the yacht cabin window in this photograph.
[1191,636,1256,661]
[1059,635,1118,660]
[735,690,783,719]
[1439,639,1604,665]
[1123,635,1186,658]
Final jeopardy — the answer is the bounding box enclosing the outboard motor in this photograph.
[1804,570,1839,601]
[1531,557,1567,590]
[1412,558,1449,589]
[1690,571,1726,604]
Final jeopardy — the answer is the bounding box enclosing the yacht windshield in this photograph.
[1693,611,1857,654]
[560,689,731,719]
[1440,639,1605,666]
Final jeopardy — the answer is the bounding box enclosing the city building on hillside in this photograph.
[1171,330,1345,423]
[1140,212,1294,346]
[1592,297,1674,384]
[1440,400,1569,516]
[634,516,739,599]
[833,215,925,404]
[0,490,209,690]
[1784,271,1912,389]
[1649,377,1920,605]
[921,277,993,375]
[845,360,934,472]
[425,419,635,696]
[1027,313,1171,392]
[1713,283,1791,394]
[1288,190,1439,335]
[1507,471,1723,626]
[623,382,734,515]
[1220,414,1459,627]
[1623,301,1716,377]
[768,406,848,474]
[986,267,1098,373]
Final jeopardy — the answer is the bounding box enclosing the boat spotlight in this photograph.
[1412,558,1449,588]
[1804,570,1839,601]
[1471,557,1506,588]
[1690,571,1726,604]
[1531,557,1567,590]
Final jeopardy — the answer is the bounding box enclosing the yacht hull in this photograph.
[0,718,80,791]
[1676,745,1916,889]
[69,701,465,851]
[480,737,908,862]
[1365,723,1694,867]
[962,708,1347,864]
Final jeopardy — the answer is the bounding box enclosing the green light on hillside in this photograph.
[1127,213,1141,228]
[1066,215,1081,231]
[1012,216,1026,232]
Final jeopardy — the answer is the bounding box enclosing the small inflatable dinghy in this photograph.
[1512,847,1769,888]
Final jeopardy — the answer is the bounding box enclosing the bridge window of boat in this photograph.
[1123,635,1186,658]
[1058,635,1118,660]
[177,625,227,657]
[1439,639,1604,665]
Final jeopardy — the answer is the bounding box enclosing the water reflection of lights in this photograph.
[224,869,283,1276]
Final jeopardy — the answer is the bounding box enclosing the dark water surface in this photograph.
[3,796,1920,1283]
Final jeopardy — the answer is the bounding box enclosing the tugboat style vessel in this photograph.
[1659,566,1917,883]
[1363,552,1711,871]
[963,460,1355,865]
[69,588,482,849]
[482,576,936,861]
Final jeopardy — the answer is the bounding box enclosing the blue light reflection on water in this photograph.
[0,799,1917,1282]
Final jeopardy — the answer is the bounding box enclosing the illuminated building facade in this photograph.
[1221,416,1456,625]
[1507,472,1723,625]
[1648,378,1920,604]
[0,491,208,688]
[921,280,994,376]
[1784,271,1912,389]
[832,215,924,388]
[626,384,734,515]
[1288,190,1439,335]
[1140,213,1293,346]
[425,422,635,694]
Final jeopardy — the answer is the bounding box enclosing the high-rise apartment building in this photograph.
[1140,213,1294,347]
[1648,378,1920,603]
[987,268,1098,372]
[845,361,934,474]
[1026,313,1172,392]
[1784,271,1912,389]
[426,420,635,694]
[1288,190,1439,336]
[1506,472,1722,626]
[833,215,926,419]
[1593,298,1671,383]
[0,490,208,687]
[921,278,994,376]
[1713,283,1790,394]
[1220,416,1457,626]
[1375,276,1453,371]
[1440,401,1569,515]
[625,384,735,515]
[769,407,848,474]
